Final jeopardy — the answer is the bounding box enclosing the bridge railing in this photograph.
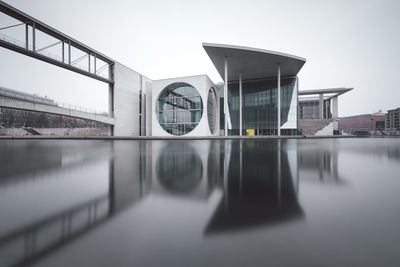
[56,101,108,116]
[0,32,109,79]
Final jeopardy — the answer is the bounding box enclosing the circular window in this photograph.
[207,88,217,134]
[157,82,203,136]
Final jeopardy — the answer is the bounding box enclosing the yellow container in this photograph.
[246,129,255,136]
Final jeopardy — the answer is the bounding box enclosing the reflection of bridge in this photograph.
[0,141,147,267]
[0,139,303,266]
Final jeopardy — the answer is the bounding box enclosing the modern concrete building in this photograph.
[151,75,219,137]
[385,108,400,130]
[299,88,353,120]
[0,1,354,138]
[298,88,353,135]
[203,43,304,136]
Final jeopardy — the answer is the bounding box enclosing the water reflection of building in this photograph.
[0,139,304,267]
[0,141,152,267]
[297,141,341,183]
[152,140,222,200]
[205,140,303,233]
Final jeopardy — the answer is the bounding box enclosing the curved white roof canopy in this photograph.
[203,43,306,82]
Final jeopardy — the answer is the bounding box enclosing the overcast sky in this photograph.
[1,0,399,116]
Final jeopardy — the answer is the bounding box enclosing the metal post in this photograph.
[68,41,71,64]
[88,54,91,72]
[25,23,29,49]
[94,54,97,74]
[32,22,35,51]
[277,64,281,136]
[239,73,242,137]
[62,41,64,63]
[224,56,228,136]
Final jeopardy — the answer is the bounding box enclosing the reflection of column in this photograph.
[223,141,232,210]
[319,94,324,119]
[277,139,281,206]
[224,57,228,136]
[332,149,338,181]
[239,73,242,136]
[239,140,243,196]
[332,96,338,119]
[277,64,281,136]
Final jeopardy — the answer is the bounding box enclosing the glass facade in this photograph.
[299,100,319,119]
[224,77,297,135]
[299,99,331,119]
[157,82,203,136]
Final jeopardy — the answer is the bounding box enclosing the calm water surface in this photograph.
[0,138,400,267]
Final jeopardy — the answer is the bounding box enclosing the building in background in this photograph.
[0,86,108,136]
[297,88,353,135]
[385,108,400,131]
[299,88,353,120]
[338,113,385,134]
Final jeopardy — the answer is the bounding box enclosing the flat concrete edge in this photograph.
[0,135,360,140]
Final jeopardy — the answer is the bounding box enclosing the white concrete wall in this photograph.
[315,121,335,136]
[281,77,298,130]
[113,62,152,136]
[151,75,220,137]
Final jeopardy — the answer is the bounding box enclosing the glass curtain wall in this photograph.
[299,101,320,119]
[227,77,297,136]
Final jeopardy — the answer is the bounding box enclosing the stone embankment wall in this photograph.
[0,128,108,136]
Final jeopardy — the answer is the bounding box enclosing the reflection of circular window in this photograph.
[156,143,203,194]
[157,82,203,136]
[207,88,217,134]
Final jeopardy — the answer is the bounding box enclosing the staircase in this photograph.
[298,119,334,136]
[23,127,41,135]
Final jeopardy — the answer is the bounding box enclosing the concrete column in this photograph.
[319,94,324,119]
[277,64,281,136]
[325,100,329,119]
[332,96,338,119]
[239,73,242,136]
[224,57,228,136]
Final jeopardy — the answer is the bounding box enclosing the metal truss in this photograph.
[0,1,114,84]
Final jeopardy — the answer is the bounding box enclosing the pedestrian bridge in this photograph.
[0,97,115,125]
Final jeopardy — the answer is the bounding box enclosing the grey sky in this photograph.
[1,0,399,116]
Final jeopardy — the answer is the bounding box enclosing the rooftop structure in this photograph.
[299,87,353,120]
[203,43,306,136]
